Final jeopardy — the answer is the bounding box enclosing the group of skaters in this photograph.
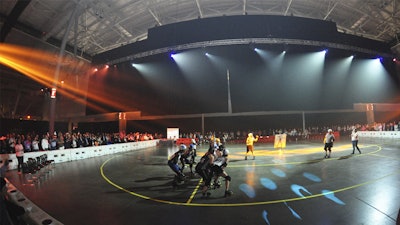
[168,128,362,198]
[167,139,197,179]
[167,138,233,198]
[323,128,362,158]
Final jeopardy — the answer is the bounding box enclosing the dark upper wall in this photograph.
[147,15,337,46]
[92,15,392,64]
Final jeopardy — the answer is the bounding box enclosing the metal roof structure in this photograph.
[1,0,400,58]
[1,0,400,121]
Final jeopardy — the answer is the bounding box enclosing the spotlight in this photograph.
[373,57,383,63]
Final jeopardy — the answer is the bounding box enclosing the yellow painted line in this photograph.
[100,158,188,206]
[100,144,396,207]
[186,178,203,204]
[228,144,382,167]
[196,144,378,159]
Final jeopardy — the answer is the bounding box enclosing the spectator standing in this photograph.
[41,134,49,151]
[50,135,57,150]
[32,135,40,151]
[57,133,65,150]
[23,135,32,152]
[7,134,16,153]
[14,139,24,174]
[64,133,72,149]
[71,133,77,148]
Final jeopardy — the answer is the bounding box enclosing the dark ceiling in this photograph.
[1,0,399,120]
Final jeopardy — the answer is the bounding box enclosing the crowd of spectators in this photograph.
[0,121,398,154]
[0,131,162,154]
[179,121,400,144]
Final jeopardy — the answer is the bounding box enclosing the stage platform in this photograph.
[4,139,400,225]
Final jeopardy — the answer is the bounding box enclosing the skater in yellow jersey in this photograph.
[245,132,258,160]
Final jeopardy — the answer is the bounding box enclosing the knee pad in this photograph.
[225,175,231,181]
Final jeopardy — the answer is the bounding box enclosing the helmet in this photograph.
[328,129,332,132]
[213,143,219,150]
[222,149,229,157]
[179,144,187,151]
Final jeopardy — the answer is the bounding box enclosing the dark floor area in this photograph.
[4,139,400,225]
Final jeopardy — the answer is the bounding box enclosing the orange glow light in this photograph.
[0,43,140,113]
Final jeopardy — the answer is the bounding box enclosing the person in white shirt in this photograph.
[41,134,49,151]
[323,129,335,158]
[351,129,361,154]
[15,139,24,173]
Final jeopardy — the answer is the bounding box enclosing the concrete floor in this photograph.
[4,139,400,225]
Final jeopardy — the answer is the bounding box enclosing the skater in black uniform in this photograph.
[211,145,233,197]
[323,129,335,158]
[195,145,215,197]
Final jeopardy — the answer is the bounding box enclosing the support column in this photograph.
[49,2,82,135]
[119,112,127,138]
[201,114,204,136]
[366,103,375,125]
[227,69,232,113]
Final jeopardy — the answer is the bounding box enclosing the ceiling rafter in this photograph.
[284,0,293,16]
[148,8,162,26]
[323,0,340,20]
[1,0,399,56]
[195,0,204,18]
[41,1,81,41]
